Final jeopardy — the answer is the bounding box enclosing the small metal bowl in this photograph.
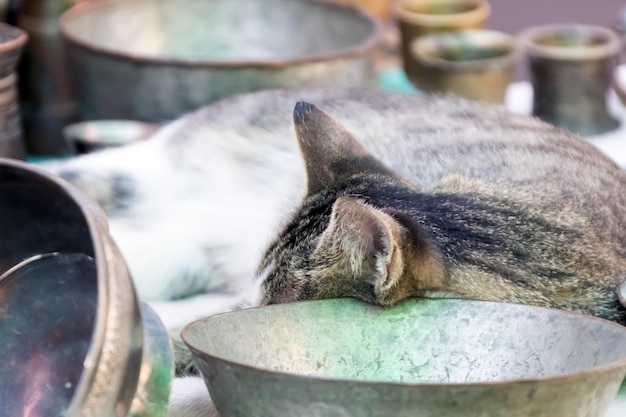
[63,120,159,154]
[182,298,626,417]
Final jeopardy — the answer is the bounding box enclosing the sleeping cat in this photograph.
[257,100,626,323]
[47,87,626,416]
[51,86,626,323]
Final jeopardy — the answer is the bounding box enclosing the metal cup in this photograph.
[410,29,520,103]
[396,0,491,86]
[519,24,622,135]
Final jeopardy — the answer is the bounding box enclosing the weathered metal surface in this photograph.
[519,24,622,135]
[0,159,173,417]
[59,0,381,122]
[183,298,626,417]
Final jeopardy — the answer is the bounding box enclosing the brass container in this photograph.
[519,24,622,135]
[0,22,27,159]
[17,0,82,156]
[396,0,490,85]
[410,30,520,103]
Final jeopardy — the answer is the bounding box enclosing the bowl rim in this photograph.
[518,23,623,61]
[181,297,626,389]
[410,29,521,72]
[59,0,382,69]
[395,0,491,27]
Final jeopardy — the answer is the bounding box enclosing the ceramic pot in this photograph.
[396,0,490,86]
[410,29,520,103]
[0,22,27,159]
[519,24,622,135]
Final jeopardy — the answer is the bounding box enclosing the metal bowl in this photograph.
[409,29,520,103]
[182,298,626,417]
[0,158,173,417]
[59,0,381,122]
[63,120,160,154]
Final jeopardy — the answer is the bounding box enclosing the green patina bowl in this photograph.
[182,298,626,417]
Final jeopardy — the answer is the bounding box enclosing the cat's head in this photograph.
[256,102,445,306]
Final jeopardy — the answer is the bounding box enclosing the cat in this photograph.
[47,87,626,417]
[257,99,626,324]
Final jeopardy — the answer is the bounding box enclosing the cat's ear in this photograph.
[313,196,405,304]
[293,101,395,195]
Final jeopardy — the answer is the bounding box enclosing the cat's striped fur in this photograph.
[257,98,626,324]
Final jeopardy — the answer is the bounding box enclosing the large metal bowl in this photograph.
[182,298,626,417]
[59,0,381,122]
[0,158,173,417]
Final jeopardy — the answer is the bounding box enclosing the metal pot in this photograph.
[519,24,622,135]
[0,158,173,417]
[60,0,381,123]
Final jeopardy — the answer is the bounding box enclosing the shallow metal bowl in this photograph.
[182,298,626,417]
[60,0,381,122]
[63,120,159,154]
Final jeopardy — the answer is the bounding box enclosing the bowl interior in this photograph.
[402,0,479,16]
[62,0,376,62]
[413,31,518,67]
[0,254,98,416]
[184,298,626,384]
